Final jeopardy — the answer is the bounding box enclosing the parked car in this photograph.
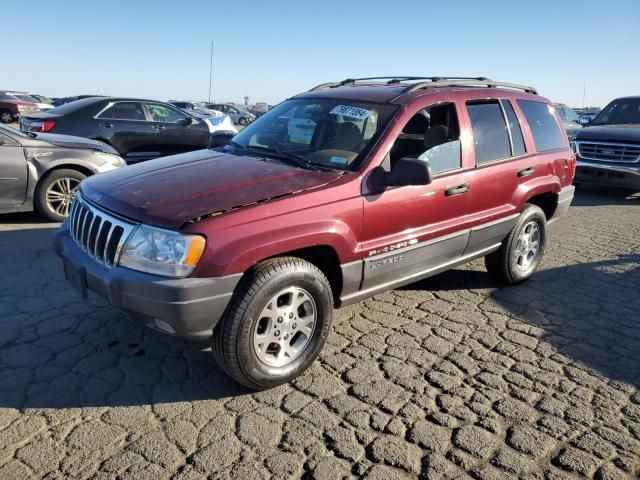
[51,95,103,107]
[0,94,38,123]
[0,124,125,221]
[20,97,235,163]
[201,103,255,125]
[573,95,640,190]
[28,94,55,110]
[0,91,54,111]
[252,102,270,117]
[578,112,598,124]
[55,76,575,389]
[553,103,582,139]
[169,101,220,119]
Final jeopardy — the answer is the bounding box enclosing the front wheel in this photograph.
[212,257,334,390]
[35,169,86,222]
[485,204,546,284]
[238,117,247,126]
[0,110,13,123]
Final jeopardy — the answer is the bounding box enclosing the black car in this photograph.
[0,124,125,221]
[573,96,640,191]
[20,97,212,163]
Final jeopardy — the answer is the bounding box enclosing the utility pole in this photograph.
[208,41,214,102]
[582,81,586,109]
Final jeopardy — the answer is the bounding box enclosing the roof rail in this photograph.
[403,79,538,95]
[309,76,537,95]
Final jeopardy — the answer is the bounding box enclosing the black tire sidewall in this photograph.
[0,110,12,123]
[508,207,546,282]
[233,266,333,388]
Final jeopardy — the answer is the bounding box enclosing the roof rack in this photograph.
[308,76,537,95]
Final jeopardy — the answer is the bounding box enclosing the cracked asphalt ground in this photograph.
[0,187,639,480]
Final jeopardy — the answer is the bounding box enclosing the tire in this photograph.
[212,257,334,390]
[485,204,546,285]
[0,109,13,123]
[35,169,86,222]
[238,117,247,126]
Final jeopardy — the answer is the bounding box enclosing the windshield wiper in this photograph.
[245,145,321,171]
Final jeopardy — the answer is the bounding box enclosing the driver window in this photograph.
[389,103,461,175]
[146,103,188,123]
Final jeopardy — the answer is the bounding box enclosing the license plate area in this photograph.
[63,259,88,299]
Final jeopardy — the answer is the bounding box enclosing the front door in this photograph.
[0,133,27,207]
[95,101,157,162]
[144,102,209,155]
[361,98,472,292]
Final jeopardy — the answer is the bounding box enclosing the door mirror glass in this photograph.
[375,157,433,189]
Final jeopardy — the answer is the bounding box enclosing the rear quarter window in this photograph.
[517,100,566,152]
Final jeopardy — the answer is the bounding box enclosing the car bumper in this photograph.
[54,223,241,341]
[547,185,575,226]
[575,159,640,189]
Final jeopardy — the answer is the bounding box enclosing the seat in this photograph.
[423,125,450,150]
[324,121,363,151]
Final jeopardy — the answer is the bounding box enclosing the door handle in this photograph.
[517,166,535,177]
[155,124,166,130]
[444,184,469,196]
[99,122,113,128]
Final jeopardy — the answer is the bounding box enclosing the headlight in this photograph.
[119,224,206,277]
[94,152,125,168]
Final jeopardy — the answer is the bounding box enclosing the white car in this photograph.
[204,114,238,134]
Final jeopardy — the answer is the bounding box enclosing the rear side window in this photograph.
[501,100,526,157]
[467,101,511,164]
[517,100,566,152]
[98,102,146,121]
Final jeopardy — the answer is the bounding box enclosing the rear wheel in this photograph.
[238,117,247,126]
[485,204,546,284]
[212,257,333,390]
[0,110,13,123]
[35,169,86,222]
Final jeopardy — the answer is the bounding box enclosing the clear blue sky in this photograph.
[5,0,639,107]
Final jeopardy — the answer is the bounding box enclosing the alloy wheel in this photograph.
[514,221,540,272]
[46,177,80,218]
[253,287,317,367]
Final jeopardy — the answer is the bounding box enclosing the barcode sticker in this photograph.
[330,105,371,120]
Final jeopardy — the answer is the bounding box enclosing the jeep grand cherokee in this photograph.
[55,76,575,389]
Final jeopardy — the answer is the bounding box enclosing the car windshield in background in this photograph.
[592,98,640,125]
[229,99,397,170]
[13,94,39,103]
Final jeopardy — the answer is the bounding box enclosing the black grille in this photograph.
[69,195,135,268]
[577,142,640,163]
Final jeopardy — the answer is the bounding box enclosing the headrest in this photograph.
[423,125,450,150]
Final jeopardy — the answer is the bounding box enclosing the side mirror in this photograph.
[374,157,433,190]
[578,117,591,126]
[208,130,236,148]
[176,117,192,126]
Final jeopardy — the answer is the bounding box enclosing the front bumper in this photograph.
[54,223,241,341]
[575,159,640,190]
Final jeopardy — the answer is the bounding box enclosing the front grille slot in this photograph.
[577,142,640,163]
[69,195,135,269]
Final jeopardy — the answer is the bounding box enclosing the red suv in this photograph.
[55,77,575,389]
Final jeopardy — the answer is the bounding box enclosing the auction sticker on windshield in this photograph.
[330,105,371,120]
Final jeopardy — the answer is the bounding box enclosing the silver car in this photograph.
[201,103,255,126]
[553,103,582,140]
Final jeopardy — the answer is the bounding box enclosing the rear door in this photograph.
[0,132,28,207]
[95,101,157,162]
[461,97,559,255]
[144,102,210,156]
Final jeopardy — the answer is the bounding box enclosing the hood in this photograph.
[575,124,640,144]
[22,133,119,154]
[80,150,342,229]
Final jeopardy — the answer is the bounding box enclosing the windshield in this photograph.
[33,95,53,104]
[228,98,397,170]
[592,98,640,125]
[13,94,39,103]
